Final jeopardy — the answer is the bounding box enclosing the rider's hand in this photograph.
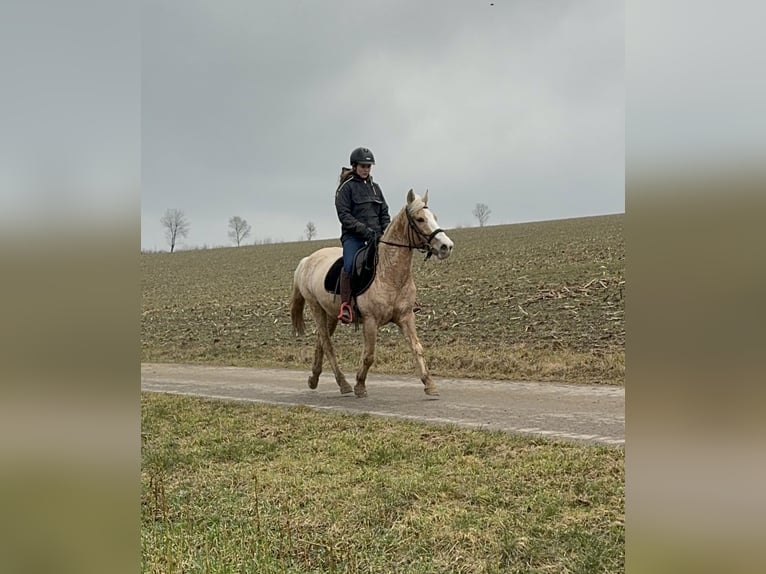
[364,228,378,242]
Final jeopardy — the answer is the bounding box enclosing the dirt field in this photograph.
[142,214,624,384]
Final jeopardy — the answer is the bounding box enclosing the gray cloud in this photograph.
[141,0,623,249]
[1,1,139,229]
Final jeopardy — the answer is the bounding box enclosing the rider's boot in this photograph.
[337,270,354,324]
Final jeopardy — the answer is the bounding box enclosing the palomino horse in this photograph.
[290,189,454,397]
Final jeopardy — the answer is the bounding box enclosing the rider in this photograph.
[334,146,390,324]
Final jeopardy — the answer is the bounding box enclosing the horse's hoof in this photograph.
[338,381,353,394]
[354,385,367,398]
[424,386,439,397]
[308,375,319,389]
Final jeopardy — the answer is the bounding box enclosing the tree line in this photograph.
[159,203,491,252]
[159,209,320,252]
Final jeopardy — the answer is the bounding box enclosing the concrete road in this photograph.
[141,363,624,447]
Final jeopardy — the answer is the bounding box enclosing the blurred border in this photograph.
[3,1,766,572]
[627,1,765,572]
[0,2,139,573]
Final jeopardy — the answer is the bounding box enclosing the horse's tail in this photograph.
[290,273,306,336]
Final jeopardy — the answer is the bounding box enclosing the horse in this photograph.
[290,189,454,397]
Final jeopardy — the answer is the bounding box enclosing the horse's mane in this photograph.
[383,195,425,236]
[405,195,426,217]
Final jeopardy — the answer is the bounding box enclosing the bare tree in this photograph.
[228,216,252,246]
[472,203,491,227]
[305,221,317,240]
[160,208,190,253]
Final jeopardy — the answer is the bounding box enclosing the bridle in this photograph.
[379,206,445,260]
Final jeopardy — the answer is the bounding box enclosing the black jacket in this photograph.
[335,173,391,242]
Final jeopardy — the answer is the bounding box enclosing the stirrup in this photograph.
[338,302,354,324]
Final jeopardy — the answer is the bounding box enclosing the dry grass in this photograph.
[142,214,624,384]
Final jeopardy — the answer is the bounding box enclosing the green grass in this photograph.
[142,393,624,573]
[142,214,624,384]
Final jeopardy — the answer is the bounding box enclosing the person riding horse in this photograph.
[334,147,390,324]
[292,187,454,397]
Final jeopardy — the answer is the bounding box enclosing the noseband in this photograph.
[379,206,445,260]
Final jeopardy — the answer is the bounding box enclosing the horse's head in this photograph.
[405,189,454,260]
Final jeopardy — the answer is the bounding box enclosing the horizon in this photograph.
[142,210,625,253]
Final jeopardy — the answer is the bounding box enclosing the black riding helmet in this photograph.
[350,147,375,166]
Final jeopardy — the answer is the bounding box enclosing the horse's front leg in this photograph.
[354,318,378,398]
[398,313,438,396]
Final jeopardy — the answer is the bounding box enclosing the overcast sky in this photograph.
[141,0,623,250]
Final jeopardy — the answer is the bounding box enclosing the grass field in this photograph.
[142,393,624,573]
[142,214,624,385]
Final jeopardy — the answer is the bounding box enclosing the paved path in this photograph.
[141,363,624,446]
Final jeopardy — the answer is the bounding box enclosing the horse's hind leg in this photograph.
[307,316,340,389]
[308,334,323,389]
[310,303,352,394]
[354,318,378,398]
[327,315,339,337]
[397,313,439,396]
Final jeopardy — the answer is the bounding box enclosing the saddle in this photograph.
[324,241,378,297]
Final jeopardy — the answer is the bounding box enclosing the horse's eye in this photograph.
[416,217,425,223]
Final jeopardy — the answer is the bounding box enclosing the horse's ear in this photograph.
[407,189,415,204]
[423,189,429,205]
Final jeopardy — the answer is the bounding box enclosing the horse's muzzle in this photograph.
[432,235,454,260]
